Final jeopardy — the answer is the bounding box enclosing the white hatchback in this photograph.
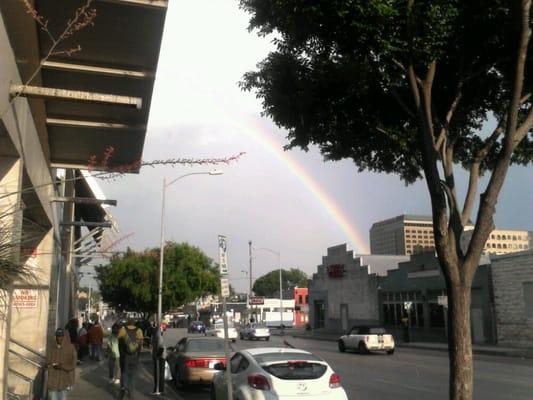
[211,347,348,400]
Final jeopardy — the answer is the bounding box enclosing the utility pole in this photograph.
[249,240,253,322]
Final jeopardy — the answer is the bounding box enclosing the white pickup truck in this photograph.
[338,326,395,355]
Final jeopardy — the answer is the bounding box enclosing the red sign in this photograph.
[13,289,38,308]
[249,296,265,305]
[327,264,345,278]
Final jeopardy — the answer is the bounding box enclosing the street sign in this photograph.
[218,235,228,276]
[220,278,230,298]
[249,296,265,305]
[438,295,448,308]
[404,301,413,311]
[12,289,38,308]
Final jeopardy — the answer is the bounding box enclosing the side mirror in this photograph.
[214,362,226,371]
[167,346,175,352]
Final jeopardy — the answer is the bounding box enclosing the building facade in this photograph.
[294,288,309,327]
[0,1,166,397]
[370,215,435,255]
[378,253,495,344]
[308,244,409,332]
[371,214,531,256]
[491,251,533,348]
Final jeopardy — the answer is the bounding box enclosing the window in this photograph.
[491,234,495,239]
[503,244,508,249]
[299,295,303,304]
[230,353,243,373]
[305,295,309,303]
[524,283,533,319]
[429,303,445,328]
[497,235,501,240]
[513,235,517,241]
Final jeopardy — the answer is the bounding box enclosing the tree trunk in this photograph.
[447,278,473,400]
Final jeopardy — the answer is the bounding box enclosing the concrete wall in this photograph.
[492,251,533,348]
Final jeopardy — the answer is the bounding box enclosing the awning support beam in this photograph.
[47,118,145,130]
[98,0,168,9]
[51,197,117,206]
[42,60,153,79]
[9,84,142,109]
[62,221,112,228]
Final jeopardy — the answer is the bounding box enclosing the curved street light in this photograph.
[157,170,223,326]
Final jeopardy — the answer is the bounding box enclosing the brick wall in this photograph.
[492,251,533,348]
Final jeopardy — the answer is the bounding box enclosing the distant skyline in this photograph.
[79,0,533,292]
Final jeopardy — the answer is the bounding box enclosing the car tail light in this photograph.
[185,358,225,368]
[329,373,341,388]
[248,374,270,391]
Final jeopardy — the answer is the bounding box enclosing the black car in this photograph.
[188,320,206,333]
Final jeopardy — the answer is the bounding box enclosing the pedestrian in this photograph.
[88,319,104,361]
[46,328,77,400]
[118,318,143,399]
[151,325,165,396]
[107,323,121,384]
[65,318,79,354]
[77,323,88,362]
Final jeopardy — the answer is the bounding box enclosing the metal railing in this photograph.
[8,338,47,400]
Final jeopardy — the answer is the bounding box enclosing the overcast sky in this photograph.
[89,0,533,293]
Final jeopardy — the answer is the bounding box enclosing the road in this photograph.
[161,328,533,400]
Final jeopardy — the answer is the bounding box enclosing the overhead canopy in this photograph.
[1,0,167,170]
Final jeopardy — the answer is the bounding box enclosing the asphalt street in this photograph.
[162,328,533,400]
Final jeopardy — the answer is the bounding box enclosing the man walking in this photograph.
[88,319,104,361]
[46,328,77,400]
[151,325,165,396]
[118,318,143,399]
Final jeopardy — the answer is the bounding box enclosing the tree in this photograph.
[240,2,533,399]
[96,242,220,318]
[253,268,308,297]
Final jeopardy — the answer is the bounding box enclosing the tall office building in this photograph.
[370,215,435,255]
[370,214,531,256]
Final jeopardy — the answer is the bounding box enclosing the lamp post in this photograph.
[254,247,282,334]
[157,170,223,327]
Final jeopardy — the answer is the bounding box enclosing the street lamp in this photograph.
[157,170,223,326]
[254,247,282,334]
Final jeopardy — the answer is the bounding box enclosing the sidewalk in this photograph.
[69,354,179,400]
[289,330,533,359]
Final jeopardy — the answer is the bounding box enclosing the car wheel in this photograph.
[338,340,346,353]
[387,349,395,355]
[358,342,368,355]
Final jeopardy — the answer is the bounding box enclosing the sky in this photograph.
[84,0,533,292]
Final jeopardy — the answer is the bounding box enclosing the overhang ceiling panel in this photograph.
[36,0,166,71]
[49,125,145,167]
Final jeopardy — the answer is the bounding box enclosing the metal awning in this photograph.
[1,0,167,170]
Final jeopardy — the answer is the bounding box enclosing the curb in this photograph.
[289,334,533,359]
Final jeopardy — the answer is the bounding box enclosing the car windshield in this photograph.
[185,339,224,352]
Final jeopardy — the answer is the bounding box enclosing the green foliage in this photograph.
[240,0,532,183]
[96,242,220,316]
[253,268,308,297]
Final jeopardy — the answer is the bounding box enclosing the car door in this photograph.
[346,328,357,348]
[231,353,251,397]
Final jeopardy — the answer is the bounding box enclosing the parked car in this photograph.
[188,320,206,334]
[211,347,348,400]
[338,326,395,355]
[239,323,270,341]
[166,337,226,388]
[205,323,238,342]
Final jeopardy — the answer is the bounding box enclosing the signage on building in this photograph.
[249,296,265,305]
[12,289,38,308]
[327,264,345,278]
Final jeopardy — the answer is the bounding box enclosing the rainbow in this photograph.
[202,101,369,254]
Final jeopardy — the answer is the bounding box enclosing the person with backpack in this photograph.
[118,318,143,399]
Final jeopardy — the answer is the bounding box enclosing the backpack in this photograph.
[123,328,139,355]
